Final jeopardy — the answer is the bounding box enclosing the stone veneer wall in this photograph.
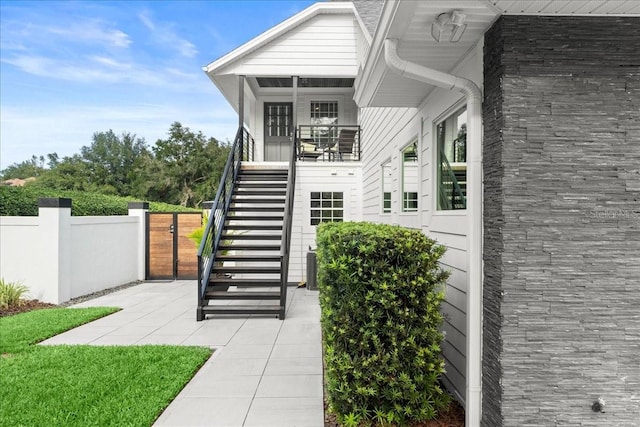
[482,16,640,426]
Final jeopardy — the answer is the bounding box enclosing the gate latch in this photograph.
[169,224,175,234]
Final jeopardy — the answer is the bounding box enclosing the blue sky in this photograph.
[0,0,316,169]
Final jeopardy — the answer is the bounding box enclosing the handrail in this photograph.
[279,131,298,318]
[438,147,466,210]
[197,127,254,309]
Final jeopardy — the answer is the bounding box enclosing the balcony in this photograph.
[297,125,361,162]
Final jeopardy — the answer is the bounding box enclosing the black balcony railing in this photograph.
[297,125,360,162]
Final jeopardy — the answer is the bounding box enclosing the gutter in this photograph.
[384,39,483,427]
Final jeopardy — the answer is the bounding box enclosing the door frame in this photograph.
[264,101,293,161]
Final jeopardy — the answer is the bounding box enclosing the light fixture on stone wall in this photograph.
[431,10,467,43]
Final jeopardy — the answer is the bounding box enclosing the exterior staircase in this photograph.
[199,166,289,318]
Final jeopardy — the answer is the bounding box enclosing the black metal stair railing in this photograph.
[438,147,467,210]
[197,127,254,320]
[278,129,298,319]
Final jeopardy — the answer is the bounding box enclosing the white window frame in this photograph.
[401,139,419,213]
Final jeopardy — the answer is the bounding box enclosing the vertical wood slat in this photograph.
[147,214,174,279]
[176,213,202,279]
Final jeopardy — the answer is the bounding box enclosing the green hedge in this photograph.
[317,222,451,426]
[0,186,198,216]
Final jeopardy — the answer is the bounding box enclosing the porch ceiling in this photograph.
[355,0,640,108]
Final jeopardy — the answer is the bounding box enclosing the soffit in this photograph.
[357,0,640,108]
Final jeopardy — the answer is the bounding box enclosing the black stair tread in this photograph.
[222,234,281,240]
[219,244,280,251]
[215,255,281,261]
[204,291,281,300]
[201,305,283,315]
[239,169,288,174]
[229,206,285,212]
[213,266,280,273]
[226,215,284,220]
[225,225,283,230]
[208,278,281,285]
[236,176,287,181]
[235,190,287,195]
[236,181,287,188]
[231,198,286,204]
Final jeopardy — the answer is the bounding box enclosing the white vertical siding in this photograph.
[358,43,483,405]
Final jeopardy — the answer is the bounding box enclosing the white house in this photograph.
[200,1,640,426]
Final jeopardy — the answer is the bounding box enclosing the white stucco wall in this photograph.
[0,204,146,304]
[69,217,139,299]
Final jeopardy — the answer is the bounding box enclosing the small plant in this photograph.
[187,213,209,249]
[0,279,29,309]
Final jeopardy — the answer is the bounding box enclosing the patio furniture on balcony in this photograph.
[298,139,324,161]
[297,125,361,161]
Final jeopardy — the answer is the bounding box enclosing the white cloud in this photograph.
[46,23,132,48]
[138,11,198,58]
[90,56,133,70]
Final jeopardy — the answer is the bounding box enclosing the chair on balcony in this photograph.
[298,139,323,161]
[331,128,357,161]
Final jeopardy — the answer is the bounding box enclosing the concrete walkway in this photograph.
[40,281,324,427]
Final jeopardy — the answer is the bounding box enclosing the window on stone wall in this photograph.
[437,108,467,210]
[382,160,391,213]
[402,141,418,212]
[310,192,343,225]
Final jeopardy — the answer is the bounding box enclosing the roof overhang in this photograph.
[355,0,640,108]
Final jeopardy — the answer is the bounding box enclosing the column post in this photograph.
[38,198,72,304]
[128,202,149,281]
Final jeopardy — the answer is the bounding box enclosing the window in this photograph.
[310,101,338,148]
[401,142,418,212]
[437,108,467,210]
[382,161,391,213]
[310,192,343,225]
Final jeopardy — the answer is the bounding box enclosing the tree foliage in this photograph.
[1,122,230,208]
[140,122,229,207]
[0,155,48,180]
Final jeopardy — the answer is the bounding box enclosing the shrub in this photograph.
[0,279,29,309]
[317,222,451,426]
[0,186,198,216]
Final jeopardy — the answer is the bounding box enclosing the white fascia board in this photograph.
[202,2,359,76]
[354,0,418,107]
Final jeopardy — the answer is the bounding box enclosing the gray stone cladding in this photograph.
[332,0,383,36]
[482,15,640,427]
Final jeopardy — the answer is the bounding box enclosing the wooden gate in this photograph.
[146,212,202,280]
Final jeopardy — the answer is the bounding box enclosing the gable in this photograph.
[216,13,360,77]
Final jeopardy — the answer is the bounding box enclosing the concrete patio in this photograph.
[40,280,324,427]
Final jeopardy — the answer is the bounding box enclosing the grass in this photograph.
[0,308,212,427]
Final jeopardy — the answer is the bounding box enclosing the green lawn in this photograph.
[0,308,212,427]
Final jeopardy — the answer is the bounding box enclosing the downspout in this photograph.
[384,39,482,427]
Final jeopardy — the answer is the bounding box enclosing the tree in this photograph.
[34,154,94,192]
[80,130,149,195]
[140,122,229,207]
[0,155,47,180]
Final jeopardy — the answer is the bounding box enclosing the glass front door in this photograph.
[264,102,292,161]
